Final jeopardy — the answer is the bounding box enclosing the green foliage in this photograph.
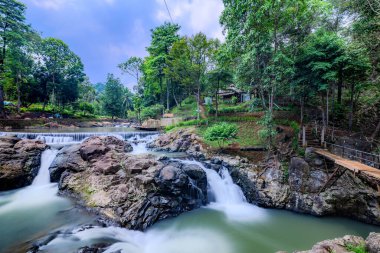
[345,244,367,253]
[281,162,290,183]
[218,103,249,114]
[204,122,238,149]
[258,111,277,149]
[79,102,94,115]
[141,104,164,120]
[165,119,208,132]
[102,74,125,119]
[231,96,238,105]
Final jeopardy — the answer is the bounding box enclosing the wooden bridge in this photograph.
[314,148,380,180]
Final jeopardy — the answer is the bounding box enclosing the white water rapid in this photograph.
[32,149,59,186]
[180,160,266,221]
[40,156,266,253]
[127,134,159,154]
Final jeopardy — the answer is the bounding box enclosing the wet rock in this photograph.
[148,128,204,155]
[50,136,207,231]
[294,235,365,253]
[366,232,380,253]
[0,136,47,191]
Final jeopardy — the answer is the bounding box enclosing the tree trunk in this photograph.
[215,78,219,117]
[337,66,343,104]
[0,34,6,118]
[0,85,5,118]
[300,97,304,126]
[326,90,329,127]
[172,85,179,107]
[166,78,170,111]
[197,80,201,120]
[349,83,354,131]
[17,79,21,113]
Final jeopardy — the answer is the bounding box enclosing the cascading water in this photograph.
[10,131,160,143]
[180,160,265,221]
[0,148,81,251]
[127,134,159,155]
[1,132,378,253]
[32,149,59,186]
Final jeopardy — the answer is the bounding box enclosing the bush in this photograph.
[79,102,95,115]
[164,119,208,132]
[258,111,277,149]
[141,104,164,120]
[204,122,238,149]
[206,105,216,115]
[218,104,249,114]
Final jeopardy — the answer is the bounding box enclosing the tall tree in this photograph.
[145,22,180,110]
[118,56,143,91]
[38,38,85,109]
[0,0,28,117]
[102,74,125,119]
[187,33,218,120]
[165,38,192,107]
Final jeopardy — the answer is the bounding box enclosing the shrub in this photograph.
[204,122,238,149]
[258,111,277,149]
[141,104,164,120]
[79,102,95,115]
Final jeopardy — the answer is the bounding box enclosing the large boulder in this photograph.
[225,147,380,225]
[147,128,204,157]
[0,136,47,191]
[294,235,365,253]
[50,136,207,231]
[287,233,380,253]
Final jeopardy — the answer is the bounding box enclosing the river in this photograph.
[0,129,378,253]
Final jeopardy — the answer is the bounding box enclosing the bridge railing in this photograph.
[325,142,380,169]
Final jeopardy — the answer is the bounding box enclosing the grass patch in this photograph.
[171,97,198,118]
[197,121,263,148]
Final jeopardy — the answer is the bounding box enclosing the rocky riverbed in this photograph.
[284,232,380,253]
[150,128,380,226]
[49,135,207,230]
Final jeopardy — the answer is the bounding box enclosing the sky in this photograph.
[21,0,225,89]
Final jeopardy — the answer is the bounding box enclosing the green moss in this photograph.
[346,244,367,253]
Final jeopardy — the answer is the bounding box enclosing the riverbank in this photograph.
[149,128,380,226]
[0,128,379,253]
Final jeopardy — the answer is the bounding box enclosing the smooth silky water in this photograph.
[0,129,379,253]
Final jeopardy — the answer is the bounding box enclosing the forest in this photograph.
[0,0,379,137]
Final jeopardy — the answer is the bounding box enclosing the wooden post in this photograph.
[321,126,325,148]
[302,126,306,147]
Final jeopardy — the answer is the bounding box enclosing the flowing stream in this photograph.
[0,130,379,253]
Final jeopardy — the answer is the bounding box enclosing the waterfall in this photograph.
[32,149,59,186]
[180,160,265,221]
[0,148,64,215]
[9,131,159,143]
[127,134,159,154]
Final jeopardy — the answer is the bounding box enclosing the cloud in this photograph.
[155,0,225,41]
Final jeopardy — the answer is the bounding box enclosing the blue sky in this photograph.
[21,0,224,89]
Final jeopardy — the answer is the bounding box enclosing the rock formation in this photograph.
[151,129,380,225]
[49,136,207,231]
[0,135,47,191]
[279,232,380,253]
